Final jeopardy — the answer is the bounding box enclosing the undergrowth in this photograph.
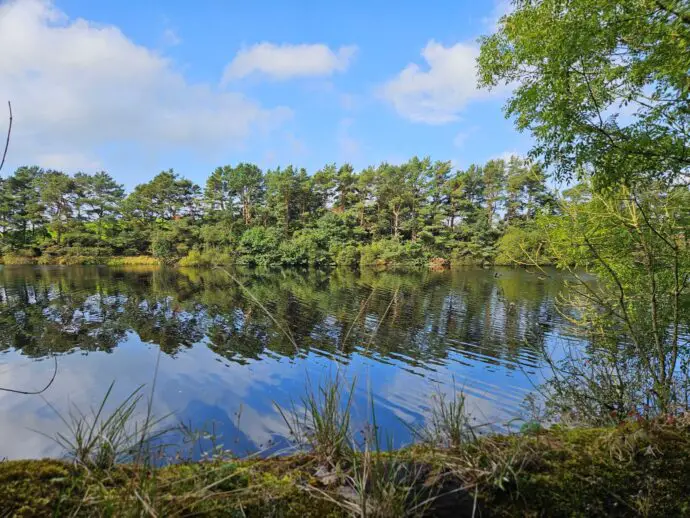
[6,417,690,516]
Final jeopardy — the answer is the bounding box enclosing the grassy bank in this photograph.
[1,252,547,270]
[0,254,161,266]
[4,420,690,517]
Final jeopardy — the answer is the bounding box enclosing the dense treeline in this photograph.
[0,156,555,267]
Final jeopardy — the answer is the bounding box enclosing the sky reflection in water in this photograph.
[0,265,564,460]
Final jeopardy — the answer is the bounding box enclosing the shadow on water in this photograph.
[0,265,565,460]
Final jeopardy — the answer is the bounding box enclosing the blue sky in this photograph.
[0,0,530,189]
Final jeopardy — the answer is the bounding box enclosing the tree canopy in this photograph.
[478,0,690,188]
[0,156,555,268]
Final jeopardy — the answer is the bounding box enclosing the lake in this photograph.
[0,265,566,460]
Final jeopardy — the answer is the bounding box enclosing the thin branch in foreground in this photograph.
[0,101,13,174]
[0,354,57,395]
[215,267,299,352]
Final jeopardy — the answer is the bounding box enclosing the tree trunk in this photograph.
[393,209,400,238]
[243,196,251,225]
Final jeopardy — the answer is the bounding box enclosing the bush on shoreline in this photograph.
[1,250,542,270]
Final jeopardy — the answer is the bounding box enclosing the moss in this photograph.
[3,423,690,516]
[479,423,690,517]
[0,459,87,517]
[0,457,345,517]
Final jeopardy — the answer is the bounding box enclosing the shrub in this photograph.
[151,231,176,264]
[495,224,549,265]
[332,243,360,268]
[56,256,100,265]
[2,249,37,264]
[178,249,203,267]
[359,239,426,268]
[279,228,332,268]
[107,256,160,266]
[178,248,234,267]
[278,239,309,267]
[199,221,239,249]
[428,257,450,271]
[450,243,491,266]
[238,227,283,267]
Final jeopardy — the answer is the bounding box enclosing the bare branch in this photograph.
[0,355,58,395]
[0,101,12,174]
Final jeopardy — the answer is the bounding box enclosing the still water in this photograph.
[0,265,565,459]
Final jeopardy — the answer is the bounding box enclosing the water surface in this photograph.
[0,266,564,459]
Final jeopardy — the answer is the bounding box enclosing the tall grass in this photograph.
[411,384,476,449]
[345,445,437,518]
[37,364,526,517]
[340,398,441,518]
[42,352,170,470]
[275,374,355,464]
[273,375,450,516]
[1,252,37,265]
[42,381,170,469]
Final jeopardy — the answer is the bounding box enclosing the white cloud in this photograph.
[380,40,498,124]
[0,0,291,173]
[222,43,357,82]
[340,93,358,111]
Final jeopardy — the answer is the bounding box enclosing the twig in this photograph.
[0,354,57,395]
[0,101,12,174]
[342,287,375,347]
[215,267,298,352]
[364,288,399,352]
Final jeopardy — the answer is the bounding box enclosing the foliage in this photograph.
[495,223,548,265]
[333,243,360,268]
[478,0,690,422]
[238,226,283,266]
[359,238,427,269]
[0,156,553,268]
[478,0,690,190]
[536,183,690,420]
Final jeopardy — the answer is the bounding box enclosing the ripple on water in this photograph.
[0,265,567,459]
